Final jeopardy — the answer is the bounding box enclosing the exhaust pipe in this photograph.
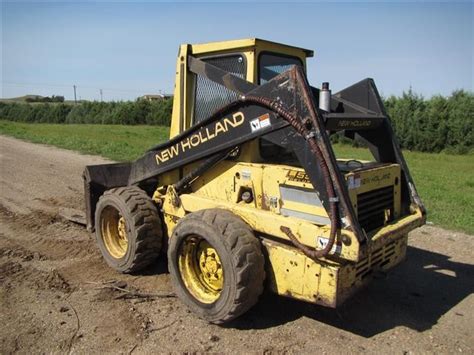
[319,82,331,112]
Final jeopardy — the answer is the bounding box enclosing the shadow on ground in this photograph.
[229,246,474,337]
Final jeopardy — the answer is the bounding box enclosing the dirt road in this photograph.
[0,135,473,354]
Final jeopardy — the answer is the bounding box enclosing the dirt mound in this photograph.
[0,260,71,293]
[43,270,72,292]
[0,260,23,280]
[0,245,47,261]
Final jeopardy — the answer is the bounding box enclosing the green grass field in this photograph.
[1,120,473,234]
[0,121,169,161]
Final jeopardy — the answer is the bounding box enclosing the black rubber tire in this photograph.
[95,186,162,273]
[168,208,265,324]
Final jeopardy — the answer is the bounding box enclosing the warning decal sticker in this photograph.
[317,237,342,254]
[347,174,361,189]
[250,113,271,132]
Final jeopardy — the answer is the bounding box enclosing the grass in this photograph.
[1,120,473,235]
[0,120,169,161]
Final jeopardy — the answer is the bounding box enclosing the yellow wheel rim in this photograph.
[178,236,224,304]
[100,206,128,259]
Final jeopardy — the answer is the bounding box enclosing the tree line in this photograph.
[0,99,173,126]
[384,89,472,154]
[0,90,472,154]
[25,95,65,103]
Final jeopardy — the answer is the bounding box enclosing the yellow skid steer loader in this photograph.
[83,39,426,324]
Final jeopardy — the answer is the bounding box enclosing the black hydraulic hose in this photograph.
[239,95,339,259]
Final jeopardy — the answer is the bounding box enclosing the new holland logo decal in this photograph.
[155,112,245,165]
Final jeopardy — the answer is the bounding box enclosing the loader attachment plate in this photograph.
[83,162,131,231]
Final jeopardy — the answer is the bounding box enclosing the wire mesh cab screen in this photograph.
[193,54,246,124]
[259,53,303,84]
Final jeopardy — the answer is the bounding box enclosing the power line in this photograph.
[1,81,166,94]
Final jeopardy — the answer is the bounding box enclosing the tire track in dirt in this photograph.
[0,204,98,261]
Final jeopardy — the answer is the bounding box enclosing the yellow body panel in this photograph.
[170,45,190,138]
[190,38,313,58]
[261,235,406,307]
[262,239,338,305]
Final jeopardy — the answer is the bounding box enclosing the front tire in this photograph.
[168,209,265,324]
[95,186,162,273]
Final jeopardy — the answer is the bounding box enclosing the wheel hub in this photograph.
[178,237,224,304]
[101,207,129,259]
[117,217,127,241]
[198,245,223,290]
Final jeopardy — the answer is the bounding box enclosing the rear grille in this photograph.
[355,239,399,280]
[357,186,394,232]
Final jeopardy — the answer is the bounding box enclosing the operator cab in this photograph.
[170,38,313,164]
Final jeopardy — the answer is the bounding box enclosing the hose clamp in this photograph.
[305,131,316,140]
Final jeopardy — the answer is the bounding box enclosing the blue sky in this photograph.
[2,1,472,101]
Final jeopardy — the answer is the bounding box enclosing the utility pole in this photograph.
[73,85,77,103]
[100,89,103,102]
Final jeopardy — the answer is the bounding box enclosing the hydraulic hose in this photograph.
[239,95,339,259]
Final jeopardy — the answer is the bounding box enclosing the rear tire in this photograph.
[95,186,162,273]
[168,209,265,324]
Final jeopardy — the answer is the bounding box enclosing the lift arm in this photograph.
[84,57,424,250]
